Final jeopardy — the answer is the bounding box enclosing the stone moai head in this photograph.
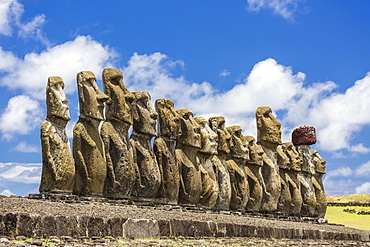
[46,76,70,122]
[176,109,201,148]
[292,125,316,146]
[282,142,301,171]
[227,126,249,160]
[209,116,231,154]
[194,117,218,155]
[102,68,134,125]
[77,71,108,121]
[276,146,289,170]
[256,106,282,149]
[155,99,181,141]
[245,136,264,166]
[311,149,326,174]
[132,91,158,137]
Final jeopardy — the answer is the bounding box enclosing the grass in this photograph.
[326,194,370,203]
[325,206,370,231]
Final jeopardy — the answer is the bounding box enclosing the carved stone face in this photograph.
[194,117,217,154]
[155,99,180,140]
[176,109,201,148]
[227,126,249,160]
[209,116,231,154]
[276,146,289,170]
[132,91,158,137]
[311,149,326,174]
[103,68,134,125]
[256,106,282,149]
[46,76,70,121]
[245,136,264,166]
[282,142,301,171]
[77,71,108,121]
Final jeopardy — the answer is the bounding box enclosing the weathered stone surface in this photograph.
[276,146,292,214]
[73,71,109,196]
[311,149,327,217]
[40,76,74,193]
[101,68,137,199]
[194,117,219,208]
[154,99,180,204]
[4,213,17,237]
[244,136,264,212]
[122,218,159,239]
[107,218,124,237]
[176,109,202,205]
[130,91,161,200]
[292,125,316,146]
[41,216,57,237]
[208,116,231,210]
[226,126,249,210]
[256,107,282,149]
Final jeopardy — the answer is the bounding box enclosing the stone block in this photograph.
[41,216,57,238]
[87,217,105,237]
[122,218,159,239]
[107,218,124,237]
[56,216,79,237]
[157,219,171,236]
[292,125,316,146]
[4,213,17,237]
[17,214,40,238]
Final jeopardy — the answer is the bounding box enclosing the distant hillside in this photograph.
[327,194,370,203]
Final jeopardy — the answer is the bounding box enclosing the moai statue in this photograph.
[176,109,202,205]
[209,116,232,210]
[226,126,249,210]
[40,76,75,193]
[256,106,282,212]
[276,146,292,214]
[154,99,181,204]
[130,91,161,201]
[194,117,219,208]
[311,149,327,217]
[73,71,109,196]
[282,142,303,215]
[292,125,317,216]
[244,136,264,212]
[100,68,138,199]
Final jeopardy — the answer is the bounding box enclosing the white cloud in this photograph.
[12,141,39,153]
[247,0,302,20]
[0,0,13,36]
[0,35,117,99]
[355,182,370,194]
[326,167,353,177]
[0,162,41,184]
[219,69,230,77]
[355,161,370,177]
[0,95,42,140]
[0,46,20,71]
[0,189,14,196]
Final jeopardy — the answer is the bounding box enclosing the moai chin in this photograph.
[73,71,109,196]
[194,117,220,208]
[154,99,181,204]
[40,76,75,193]
[101,68,138,199]
[244,136,264,212]
[130,91,161,201]
[208,116,232,210]
[255,107,282,212]
[311,149,327,217]
[226,126,249,210]
[281,142,303,215]
[176,109,202,205]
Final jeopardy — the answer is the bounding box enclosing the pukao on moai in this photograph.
[244,136,264,212]
[154,99,181,204]
[130,91,161,201]
[226,126,249,210]
[292,125,317,216]
[311,149,327,217]
[73,71,109,196]
[194,117,220,208]
[276,146,292,214]
[282,142,303,215]
[101,68,138,199]
[176,109,202,205]
[256,106,282,212]
[209,116,231,210]
[40,76,75,193]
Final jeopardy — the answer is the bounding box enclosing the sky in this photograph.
[0,0,370,196]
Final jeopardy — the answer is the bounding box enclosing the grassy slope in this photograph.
[325,194,370,231]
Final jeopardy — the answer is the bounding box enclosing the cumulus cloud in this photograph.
[0,95,42,140]
[0,162,41,184]
[355,182,370,194]
[326,167,353,177]
[247,0,302,20]
[355,161,370,177]
[12,141,39,153]
[0,189,14,196]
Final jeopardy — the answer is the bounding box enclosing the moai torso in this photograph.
[130,91,161,200]
[176,109,202,205]
[154,99,181,204]
[226,126,249,210]
[40,76,75,193]
[276,146,292,214]
[311,149,327,217]
[209,116,232,210]
[195,117,219,208]
[101,68,138,199]
[256,107,282,212]
[73,71,108,196]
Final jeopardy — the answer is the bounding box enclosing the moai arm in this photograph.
[73,124,93,186]
[41,124,57,181]
[101,127,120,188]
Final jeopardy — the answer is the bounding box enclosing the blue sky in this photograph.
[1,0,370,196]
